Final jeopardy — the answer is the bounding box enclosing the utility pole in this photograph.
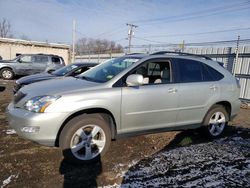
[233,35,240,76]
[72,19,76,63]
[181,40,185,52]
[126,23,138,53]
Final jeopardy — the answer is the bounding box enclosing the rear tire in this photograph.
[59,114,111,164]
[0,68,14,80]
[202,105,229,138]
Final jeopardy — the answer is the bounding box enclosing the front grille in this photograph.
[13,91,26,104]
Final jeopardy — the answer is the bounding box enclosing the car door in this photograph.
[120,59,179,134]
[15,55,33,75]
[174,58,221,126]
[32,55,48,73]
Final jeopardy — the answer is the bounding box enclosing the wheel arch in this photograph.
[55,108,117,147]
[203,101,232,123]
[214,101,232,118]
[0,66,16,78]
[0,66,15,73]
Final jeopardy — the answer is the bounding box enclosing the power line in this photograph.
[133,36,166,44]
[93,26,125,38]
[142,7,250,26]
[140,27,250,38]
[129,38,250,48]
[131,1,250,25]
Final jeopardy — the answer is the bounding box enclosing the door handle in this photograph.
[168,88,177,93]
[209,85,218,90]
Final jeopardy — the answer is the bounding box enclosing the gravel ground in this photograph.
[0,79,250,188]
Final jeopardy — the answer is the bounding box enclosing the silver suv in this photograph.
[0,54,65,80]
[7,52,241,164]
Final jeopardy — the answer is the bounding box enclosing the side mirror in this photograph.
[126,74,144,87]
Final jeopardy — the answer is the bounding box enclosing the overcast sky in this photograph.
[0,0,249,46]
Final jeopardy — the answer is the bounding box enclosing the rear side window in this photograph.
[202,64,224,81]
[32,56,49,63]
[51,57,61,64]
[177,59,203,82]
[176,59,224,83]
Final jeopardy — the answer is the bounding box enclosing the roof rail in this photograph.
[126,53,145,55]
[151,51,212,60]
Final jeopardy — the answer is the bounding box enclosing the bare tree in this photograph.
[76,37,124,55]
[0,18,12,38]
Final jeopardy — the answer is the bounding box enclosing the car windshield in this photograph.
[52,64,80,76]
[79,57,140,83]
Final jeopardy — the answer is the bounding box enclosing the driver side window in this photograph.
[131,60,171,85]
[19,55,32,63]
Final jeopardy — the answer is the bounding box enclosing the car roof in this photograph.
[17,54,62,57]
[123,53,148,59]
[124,52,214,63]
[71,62,98,67]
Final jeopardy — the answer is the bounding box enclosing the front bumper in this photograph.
[6,103,67,146]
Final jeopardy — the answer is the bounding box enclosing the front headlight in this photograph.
[24,95,61,113]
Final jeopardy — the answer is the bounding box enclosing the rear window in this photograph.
[51,57,61,64]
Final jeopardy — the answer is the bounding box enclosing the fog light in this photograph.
[21,126,40,133]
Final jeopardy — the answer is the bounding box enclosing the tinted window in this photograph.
[53,64,80,76]
[32,56,49,63]
[178,59,203,82]
[203,64,224,81]
[71,67,89,76]
[80,57,140,83]
[51,57,61,64]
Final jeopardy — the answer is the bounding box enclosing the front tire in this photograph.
[202,105,229,138]
[59,114,111,164]
[0,68,14,80]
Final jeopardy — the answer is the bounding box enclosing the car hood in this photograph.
[20,77,102,97]
[17,73,58,85]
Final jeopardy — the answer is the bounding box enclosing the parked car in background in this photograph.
[0,54,65,80]
[13,62,98,93]
[7,52,240,164]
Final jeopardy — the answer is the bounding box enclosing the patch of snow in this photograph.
[5,129,16,135]
[231,136,243,141]
[112,160,140,179]
[1,174,18,188]
[116,136,250,187]
[102,183,120,188]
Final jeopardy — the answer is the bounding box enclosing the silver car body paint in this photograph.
[7,55,241,146]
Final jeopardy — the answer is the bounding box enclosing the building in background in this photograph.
[0,37,70,64]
